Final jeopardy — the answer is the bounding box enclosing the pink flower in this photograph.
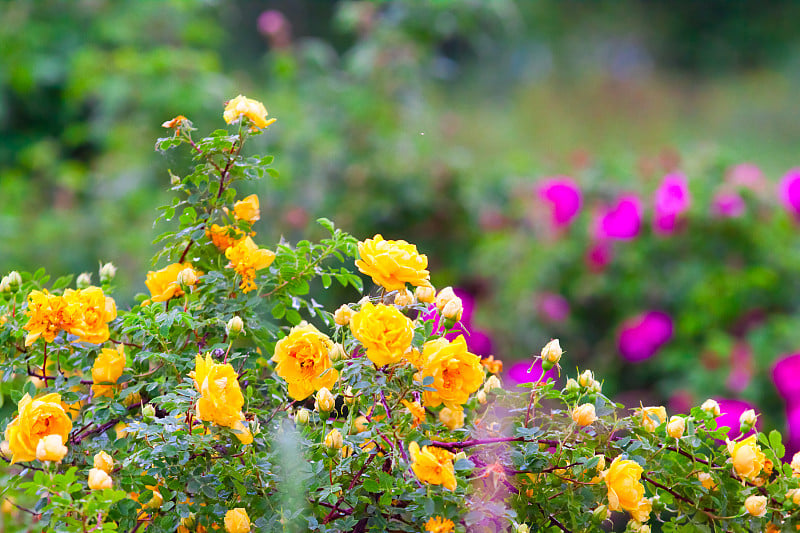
[597,195,642,240]
[778,168,800,221]
[715,398,759,440]
[773,354,800,457]
[537,293,570,323]
[653,172,690,234]
[420,289,493,356]
[711,191,746,218]
[617,311,673,362]
[727,163,764,191]
[507,359,557,385]
[585,240,613,272]
[726,342,753,393]
[538,177,582,229]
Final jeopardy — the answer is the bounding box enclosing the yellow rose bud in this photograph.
[226,316,244,337]
[394,289,414,307]
[353,416,369,434]
[484,375,502,394]
[324,428,344,450]
[786,489,800,505]
[434,287,457,311]
[739,409,757,433]
[344,386,356,406]
[334,304,353,326]
[93,451,114,474]
[476,390,487,404]
[224,507,251,533]
[7,271,22,291]
[177,267,199,288]
[35,435,68,463]
[701,399,721,417]
[540,339,563,367]
[295,408,310,425]
[572,403,597,427]
[1,498,14,514]
[329,343,347,362]
[340,445,354,458]
[76,272,92,289]
[578,370,594,388]
[88,468,113,490]
[441,297,464,322]
[514,524,530,533]
[744,494,767,517]
[727,435,765,482]
[638,406,667,433]
[438,407,465,430]
[315,387,335,413]
[0,440,11,459]
[99,262,117,283]
[180,514,196,530]
[667,416,685,439]
[415,283,436,304]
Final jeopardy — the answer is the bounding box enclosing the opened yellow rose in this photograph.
[224,95,275,130]
[271,322,338,400]
[350,302,413,367]
[224,507,251,533]
[638,406,667,433]
[146,263,199,302]
[233,194,260,224]
[191,353,245,428]
[356,234,430,291]
[416,335,484,410]
[572,403,597,427]
[409,441,457,491]
[63,287,117,344]
[4,393,72,463]
[91,344,126,398]
[225,236,275,293]
[727,435,765,482]
[605,456,650,521]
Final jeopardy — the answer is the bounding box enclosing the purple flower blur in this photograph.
[585,240,613,272]
[597,195,642,240]
[778,168,800,221]
[711,190,746,218]
[715,398,759,440]
[617,311,673,362]
[653,172,691,234]
[537,293,570,323]
[773,353,800,457]
[508,359,557,384]
[727,163,765,191]
[420,288,493,356]
[538,177,582,229]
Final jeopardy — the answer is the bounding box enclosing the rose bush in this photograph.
[1,97,800,532]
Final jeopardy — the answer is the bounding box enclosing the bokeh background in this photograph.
[3,0,800,453]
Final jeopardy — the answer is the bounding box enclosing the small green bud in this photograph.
[76,272,92,289]
[142,404,156,422]
[99,262,117,283]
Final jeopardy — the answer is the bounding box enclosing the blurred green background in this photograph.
[2,0,800,440]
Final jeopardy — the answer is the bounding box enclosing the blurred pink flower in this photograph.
[711,191,746,218]
[585,240,613,272]
[773,353,800,457]
[727,163,765,191]
[537,293,570,323]
[653,172,690,234]
[715,398,759,440]
[258,10,291,48]
[597,195,642,240]
[726,342,753,393]
[617,311,673,362]
[778,168,800,221]
[538,177,582,229]
[420,289,493,356]
[508,359,557,384]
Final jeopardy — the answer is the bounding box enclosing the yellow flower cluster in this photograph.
[424,516,455,533]
[190,354,252,444]
[91,344,126,398]
[4,393,72,464]
[356,234,430,291]
[271,323,338,400]
[145,263,202,303]
[350,302,413,367]
[225,236,275,293]
[24,287,116,346]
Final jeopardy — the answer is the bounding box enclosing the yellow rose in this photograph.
[224,507,251,533]
[314,387,335,413]
[744,494,767,517]
[62,287,117,344]
[350,302,414,367]
[438,407,464,430]
[146,263,196,302]
[333,304,352,326]
[233,194,260,224]
[604,456,647,519]
[434,287,457,311]
[408,442,457,491]
[223,95,275,130]
[271,322,338,400]
[480,355,503,374]
[792,451,800,477]
[91,344,126,398]
[191,353,245,428]
[727,435,765,482]
[415,282,436,304]
[94,451,114,474]
[35,434,68,463]
[4,393,73,463]
[424,516,455,533]
[88,468,113,490]
[572,403,597,427]
[356,234,430,291]
[324,428,344,450]
[667,416,685,439]
[225,236,275,293]
[417,335,484,410]
[402,400,426,428]
[23,290,71,346]
[206,224,245,252]
[638,406,667,433]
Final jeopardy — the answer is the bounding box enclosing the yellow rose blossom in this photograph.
[146,263,200,302]
[727,435,765,482]
[62,287,117,344]
[223,95,275,130]
[667,416,685,439]
[356,234,430,291]
[225,236,275,293]
[638,406,667,433]
[161,115,188,129]
[604,456,650,522]
[94,451,114,474]
[572,403,597,426]
[23,290,71,345]
[333,304,352,326]
[88,468,113,490]
[4,393,72,463]
[744,494,767,517]
[415,281,436,304]
[233,194,260,224]
[792,451,800,477]
[350,302,414,367]
[206,224,245,252]
[191,353,245,429]
[438,406,464,430]
[424,516,455,533]
[401,400,426,428]
[697,472,717,490]
[271,322,338,400]
[408,441,457,491]
[91,344,126,398]
[224,507,251,533]
[35,434,68,463]
[416,335,484,410]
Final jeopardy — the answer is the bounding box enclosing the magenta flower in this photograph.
[773,353,800,458]
[585,240,613,272]
[778,168,800,221]
[711,190,746,218]
[420,288,493,356]
[715,398,759,440]
[617,311,673,362]
[537,293,570,323]
[538,177,582,229]
[726,342,753,393]
[507,359,558,385]
[653,172,690,234]
[727,163,765,190]
[597,195,642,240]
